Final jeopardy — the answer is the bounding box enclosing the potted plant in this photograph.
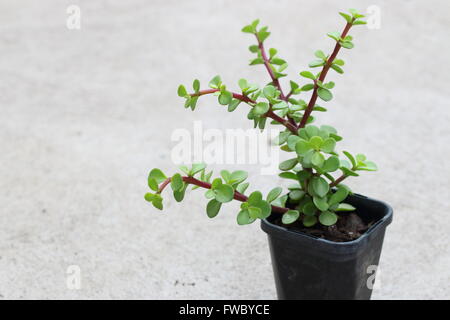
[145,9,393,300]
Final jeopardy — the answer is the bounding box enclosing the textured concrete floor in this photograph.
[0,0,449,299]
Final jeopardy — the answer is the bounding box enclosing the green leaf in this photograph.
[303,215,318,227]
[228,99,240,112]
[309,136,323,150]
[309,59,324,68]
[320,125,337,134]
[297,170,312,182]
[302,201,317,216]
[149,168,167,184]
[319,211,338,226]
[343,151,356,168]
[329,186,349,206]
[258,30,270,42]
[173,186,186,202]
[301,83,314,91]
[257,201,272,219]
[322,156,340,172]
[311,151,325,167]
[339,12,352,23]
[267,187,282,203]
[356,154,367,162]
[336,203,356,212]
[251,19,260,28]
[214,184,234,203]
[248,45,259,53]
[179,165,190,175]
[340,41,354,49]
[209,75,222,89]
[305,125,319,138]
[341,167,359,177]
[313,197,329,211]
[205,189,215,199]
[279,172,298,180]
[358,161,378,171]
[242,25,255,34]
[218,91,232,105]
[229,170,248,185]
[312,177,329,198]
[321,138,336,153]
[147,178,159,191]
[327,31,341,41]
[247,191,263,206]
[177,85,188,97]
[263,85,277,99]
[289,190,305,201]
[353,20,367,26]
[151,194,163,210]
[206,199,221,218]
[248,206,262,219]
[331,64,344,74]
[275,131,291,145]
[237,209,255,225]
[317,87,333,101]
[238,78,248,91]
[271,57,286,65]
[282,210,300,224]
[250,58,264,65]
[290,80,299,91]
[144,193,155,202]
[300,71,316,80]
[324,81,335,89]
[269,48,277,58]
[236,182,249,194]
[191,163,206,175]
[287,135,300,150]
[295,140,311,156]
[315,50,326,59]
[193,79,200,92]
[279,158,298,171]
[170,173,184,192]
[254,102,270,115]
[334,59,345,66]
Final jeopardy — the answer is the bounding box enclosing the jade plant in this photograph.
[145,9,377,228]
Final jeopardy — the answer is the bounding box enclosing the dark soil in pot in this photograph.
[271,211,375,242]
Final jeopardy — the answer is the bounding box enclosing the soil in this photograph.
[272,211,375,242]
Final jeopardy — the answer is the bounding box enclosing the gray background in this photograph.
[0,0,449,299]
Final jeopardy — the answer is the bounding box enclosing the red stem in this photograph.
[329,174,347,187]
[256,35,297,127]
[298,22,353,129]
[159,176,288,214]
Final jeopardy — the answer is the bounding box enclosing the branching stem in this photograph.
[158,176,289,214]
[298,22,353,129]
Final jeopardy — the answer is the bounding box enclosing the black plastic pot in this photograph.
[261,193,393,300]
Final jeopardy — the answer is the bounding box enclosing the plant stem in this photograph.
[158,176,289,214]
[191,89,254,104]
[298,22,352,129]
[255,34,297,127]
[329,174,347,187]
[190,89,298,134]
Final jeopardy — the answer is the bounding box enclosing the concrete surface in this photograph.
[0,0,449,299]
